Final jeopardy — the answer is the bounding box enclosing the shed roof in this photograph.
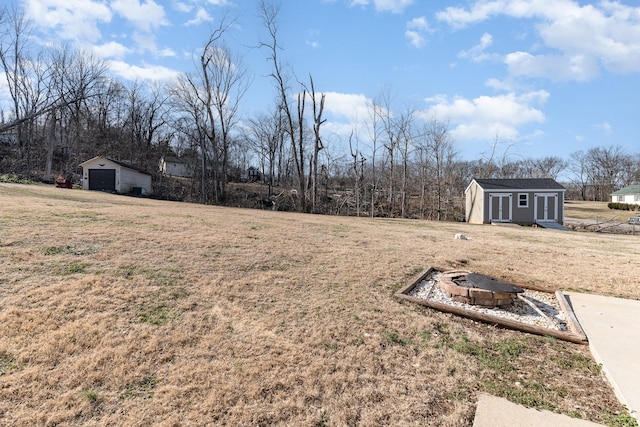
[472,178,565,191]
[80,156,151,175]
[611,184,640,195]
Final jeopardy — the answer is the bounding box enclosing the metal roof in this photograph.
[611,184,640,195]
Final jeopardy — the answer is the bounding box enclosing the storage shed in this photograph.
[80,156,152,195]
[465,178,566,225]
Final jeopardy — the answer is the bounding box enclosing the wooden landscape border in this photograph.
[396,267,588,345]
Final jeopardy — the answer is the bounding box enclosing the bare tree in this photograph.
[169,74,210,202]
[419,118,457,220]
[168,16,247,203]
[47,46,107,178]
[366,97,384,217]
[246,107,287,197]
[348,130,365,216]
[199,23,249,201]
[259,1,309,211]
[304,75,326,213]
[0,7,42,175]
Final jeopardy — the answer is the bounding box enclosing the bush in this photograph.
[608,202,640,211]
[0,174,35,185]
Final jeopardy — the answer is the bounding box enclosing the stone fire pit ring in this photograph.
[439,270,524,308]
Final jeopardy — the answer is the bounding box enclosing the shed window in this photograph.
[518,193,528,208]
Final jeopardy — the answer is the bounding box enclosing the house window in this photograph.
[635,194,640,202]
[618,195,625,203]
[518,193,528,208]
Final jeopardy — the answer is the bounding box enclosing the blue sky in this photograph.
[10,0,640,163]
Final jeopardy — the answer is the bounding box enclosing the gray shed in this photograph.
[465,178,566,225]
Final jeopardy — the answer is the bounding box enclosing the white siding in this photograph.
[119,167,152,194]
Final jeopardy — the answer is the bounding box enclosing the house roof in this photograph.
[161,156,186,164]
[472,178,566,191]
[611,184,640,195]
[80,156,151,175]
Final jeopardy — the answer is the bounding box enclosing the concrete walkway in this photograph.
[567,292,640,421]
[473,393,605,427]
[473,292,640,426]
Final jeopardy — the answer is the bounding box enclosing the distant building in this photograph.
[611,185,640,206]
[80,156,151,195]
[247,166,262,182]
[159,156,192,178]
[465,178,566,226]
[0,132,18,146]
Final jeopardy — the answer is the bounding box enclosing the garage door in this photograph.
[88,169,116,192]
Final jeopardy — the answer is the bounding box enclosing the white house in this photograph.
[79,156,152,195]
[159,156,192,178]
[611,185,640,206]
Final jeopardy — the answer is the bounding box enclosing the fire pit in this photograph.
[439,270,524,308]
[395,266,588,344]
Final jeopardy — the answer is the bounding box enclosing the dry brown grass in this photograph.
[564,200,628,222]
[1,183,638,426]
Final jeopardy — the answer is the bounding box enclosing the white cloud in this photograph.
[92,41,131,60]
[306,29,322,49]
[132,31,159,54]
[458,32,495,63]
[111,0,168,33]
[323,92,371,122]
[350,0,414,14]
[407,16,430,31]
[25,0,112,42]
[594,122,612,133]
[108,60,181,81]
[436,0,640,81]
[405,31,424,48]
[421,91,548,143]
[173,2,193,13]
[130,32,175,57]
[185,7,214,26]
[485,78,517,91]
[0,72,11,111]
[504,51,600,81]
[405,16,432,48]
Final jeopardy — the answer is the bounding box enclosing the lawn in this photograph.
[0,183,638,426]
[564,200,628,222]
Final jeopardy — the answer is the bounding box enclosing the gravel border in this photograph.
[408,272,568,332]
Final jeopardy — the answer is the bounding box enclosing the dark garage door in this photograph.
[88,169,116,192]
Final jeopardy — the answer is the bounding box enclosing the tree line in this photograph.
[1,3,639,219]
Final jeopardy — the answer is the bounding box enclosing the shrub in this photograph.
[608,202,640,211]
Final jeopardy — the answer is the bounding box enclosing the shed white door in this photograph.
[489,194,512,222]
[534,193,558,222]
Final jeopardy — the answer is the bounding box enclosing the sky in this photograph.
[7,0,640,164]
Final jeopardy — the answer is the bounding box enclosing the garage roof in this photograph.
[80,156,151,175]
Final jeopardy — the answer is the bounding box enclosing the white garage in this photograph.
[80,156,152,195]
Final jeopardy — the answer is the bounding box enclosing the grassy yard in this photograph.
[564,200,630,222]
[0,183,638,426]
